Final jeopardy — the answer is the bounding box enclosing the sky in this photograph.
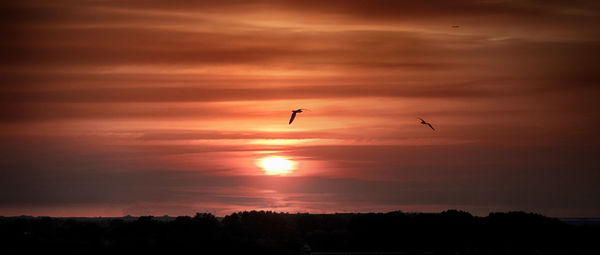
[1,0,599,217]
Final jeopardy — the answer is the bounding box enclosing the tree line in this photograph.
[1,210,599,254]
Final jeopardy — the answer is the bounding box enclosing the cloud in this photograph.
[1,0,599,217]
[0,84,500,104]
[136,129,338,141]
[1,133,598,217]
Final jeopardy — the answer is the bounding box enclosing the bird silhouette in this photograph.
[289,109,307,125]
[418,118,435,130]
[451,25,460,28]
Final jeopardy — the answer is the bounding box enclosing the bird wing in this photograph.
[418,117,424,121]
[427,123,435,130]
[289,112,297,124]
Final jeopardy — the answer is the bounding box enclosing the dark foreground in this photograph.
[1,210,599,255]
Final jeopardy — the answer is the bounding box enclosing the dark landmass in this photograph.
[1,210,599,255]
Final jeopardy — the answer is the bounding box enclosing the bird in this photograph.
[418,118,435,130]
[451,25,460,28]
[289,109,307,125]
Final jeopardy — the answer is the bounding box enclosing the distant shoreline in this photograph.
[3,211,600,225]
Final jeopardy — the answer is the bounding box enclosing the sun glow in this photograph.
[258,156,297,175]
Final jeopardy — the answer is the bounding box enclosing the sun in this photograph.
[258,156,297,175]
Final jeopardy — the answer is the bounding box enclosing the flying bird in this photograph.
[418,118,435,131]
[451,25,460,28]
[289,109,307,125]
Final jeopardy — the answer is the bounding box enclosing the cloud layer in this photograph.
[1,0,599,217]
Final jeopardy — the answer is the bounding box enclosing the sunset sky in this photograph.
[1,0,599,217]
